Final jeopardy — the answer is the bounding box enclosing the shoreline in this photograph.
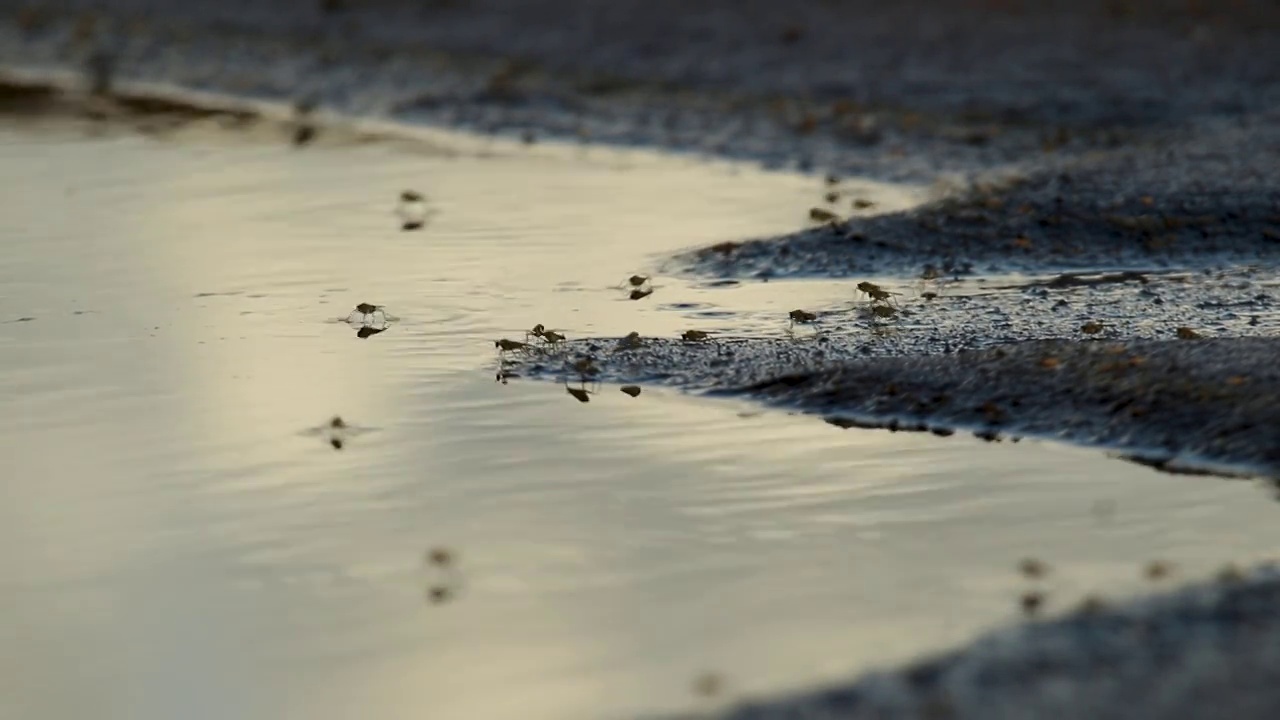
[3,3,1280,718]
[670,564,1280,720]
[8,1,1276,182]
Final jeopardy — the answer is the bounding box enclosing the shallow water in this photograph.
[2,118,1279,720]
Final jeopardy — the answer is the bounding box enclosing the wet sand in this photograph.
[678,116,1280,278]
[514,335,1280,480]
[671,564,1280,720]
[6,0,1280,179]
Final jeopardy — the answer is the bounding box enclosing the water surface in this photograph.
[2,118,1278,720]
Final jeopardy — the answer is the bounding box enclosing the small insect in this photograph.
[421,544,464,605]
[292,124,316,147]
[620,385,642,397]
[682,330,710,342]
[627,274,650,287]
[301,415,375,450]
[809,207,839,223]
[789,309,818,325]
[824,191,840,204]
[616,332,643,350]
[495,339,530,352]
[566,383,592,403]
[1144,560,1173,581]
[629,288,654,301]
[852,198,876,210]
[1176,327,1202,340]
[425,547,454,567]
[856,281,900,304]
[1018,558,1049,580]
[353,302,383,320]
[528,324,565,344]
[1081,321,1104,334]
[396,189,431,231]
[1020,591,1045,618]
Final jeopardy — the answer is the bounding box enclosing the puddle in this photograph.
[2,119,1279,720]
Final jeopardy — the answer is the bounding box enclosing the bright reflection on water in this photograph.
[1,119,1278,720]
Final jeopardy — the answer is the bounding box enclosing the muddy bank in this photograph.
[512,334,1280,480]
[742,337,1280,479]
[677,117,1280,277]
[7,2,1275,270]
[664,564,1280,720]
[3,1,1279,180]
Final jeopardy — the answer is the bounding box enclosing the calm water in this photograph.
[2,117,1278,720]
